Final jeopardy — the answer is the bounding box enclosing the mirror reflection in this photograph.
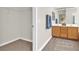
[52,7,77,25]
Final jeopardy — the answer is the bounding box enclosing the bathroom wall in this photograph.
[0,7,32,44]
[37,7,55,50]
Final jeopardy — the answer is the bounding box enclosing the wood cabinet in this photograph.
[52,26,60,37]
[52,26,79,40]
[60,27,67,38]
[68,27,78,40]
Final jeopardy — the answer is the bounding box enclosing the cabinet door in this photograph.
[52,26,60,37]
[60,27,68,38]
[68,27,78,40]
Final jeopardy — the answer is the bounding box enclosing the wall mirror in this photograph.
[55,7,77,24]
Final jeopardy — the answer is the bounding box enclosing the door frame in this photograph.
[32,7,37,51]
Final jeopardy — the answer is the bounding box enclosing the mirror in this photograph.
[55,7,77,24]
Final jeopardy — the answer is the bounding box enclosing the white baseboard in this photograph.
[0,37,32,47]
[19,37,32,42]
[38,36,52,51]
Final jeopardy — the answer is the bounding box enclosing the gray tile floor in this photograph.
[0,39,32,51]
[43,38,79,51]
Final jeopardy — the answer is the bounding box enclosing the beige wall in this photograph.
[37,7,55,50]
[0,7,32,44]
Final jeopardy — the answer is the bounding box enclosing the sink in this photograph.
[62,23,66,26]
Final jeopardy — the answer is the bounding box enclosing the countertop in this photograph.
[52,24,79,27]
[52,24,79,32]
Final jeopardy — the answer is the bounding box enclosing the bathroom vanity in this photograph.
[52,24,79,40]
[51,7,79,40]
